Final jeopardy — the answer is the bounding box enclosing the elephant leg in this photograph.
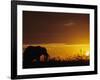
[44,55,48,62]
[36,56,40,64]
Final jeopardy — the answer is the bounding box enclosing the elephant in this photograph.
[23,46,49,67]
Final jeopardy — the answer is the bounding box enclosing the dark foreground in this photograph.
[23,59,89,69]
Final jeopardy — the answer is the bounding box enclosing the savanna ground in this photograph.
[23,44,90,68]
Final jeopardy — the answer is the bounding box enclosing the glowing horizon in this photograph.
[23,43,90,61]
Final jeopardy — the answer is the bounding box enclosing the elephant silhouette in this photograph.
[23,46,49,67]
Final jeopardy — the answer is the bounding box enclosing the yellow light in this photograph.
[85,51,89,56]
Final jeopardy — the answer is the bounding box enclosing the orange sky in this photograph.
[23,11,89,45]
[23,11,90,60]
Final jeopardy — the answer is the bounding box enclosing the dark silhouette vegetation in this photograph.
[23,46,89,69]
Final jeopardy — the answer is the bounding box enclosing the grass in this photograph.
[23,44,90,69]
[23,56,89,69]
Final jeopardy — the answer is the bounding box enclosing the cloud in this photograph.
[64,22,74,26]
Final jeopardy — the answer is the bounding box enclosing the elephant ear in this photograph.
[23,46,33,56]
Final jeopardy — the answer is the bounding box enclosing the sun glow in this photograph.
[85,51,90,56]
[23,44,90,61]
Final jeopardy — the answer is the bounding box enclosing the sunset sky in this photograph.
[23,11,90,61]
[23,11,89,45]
